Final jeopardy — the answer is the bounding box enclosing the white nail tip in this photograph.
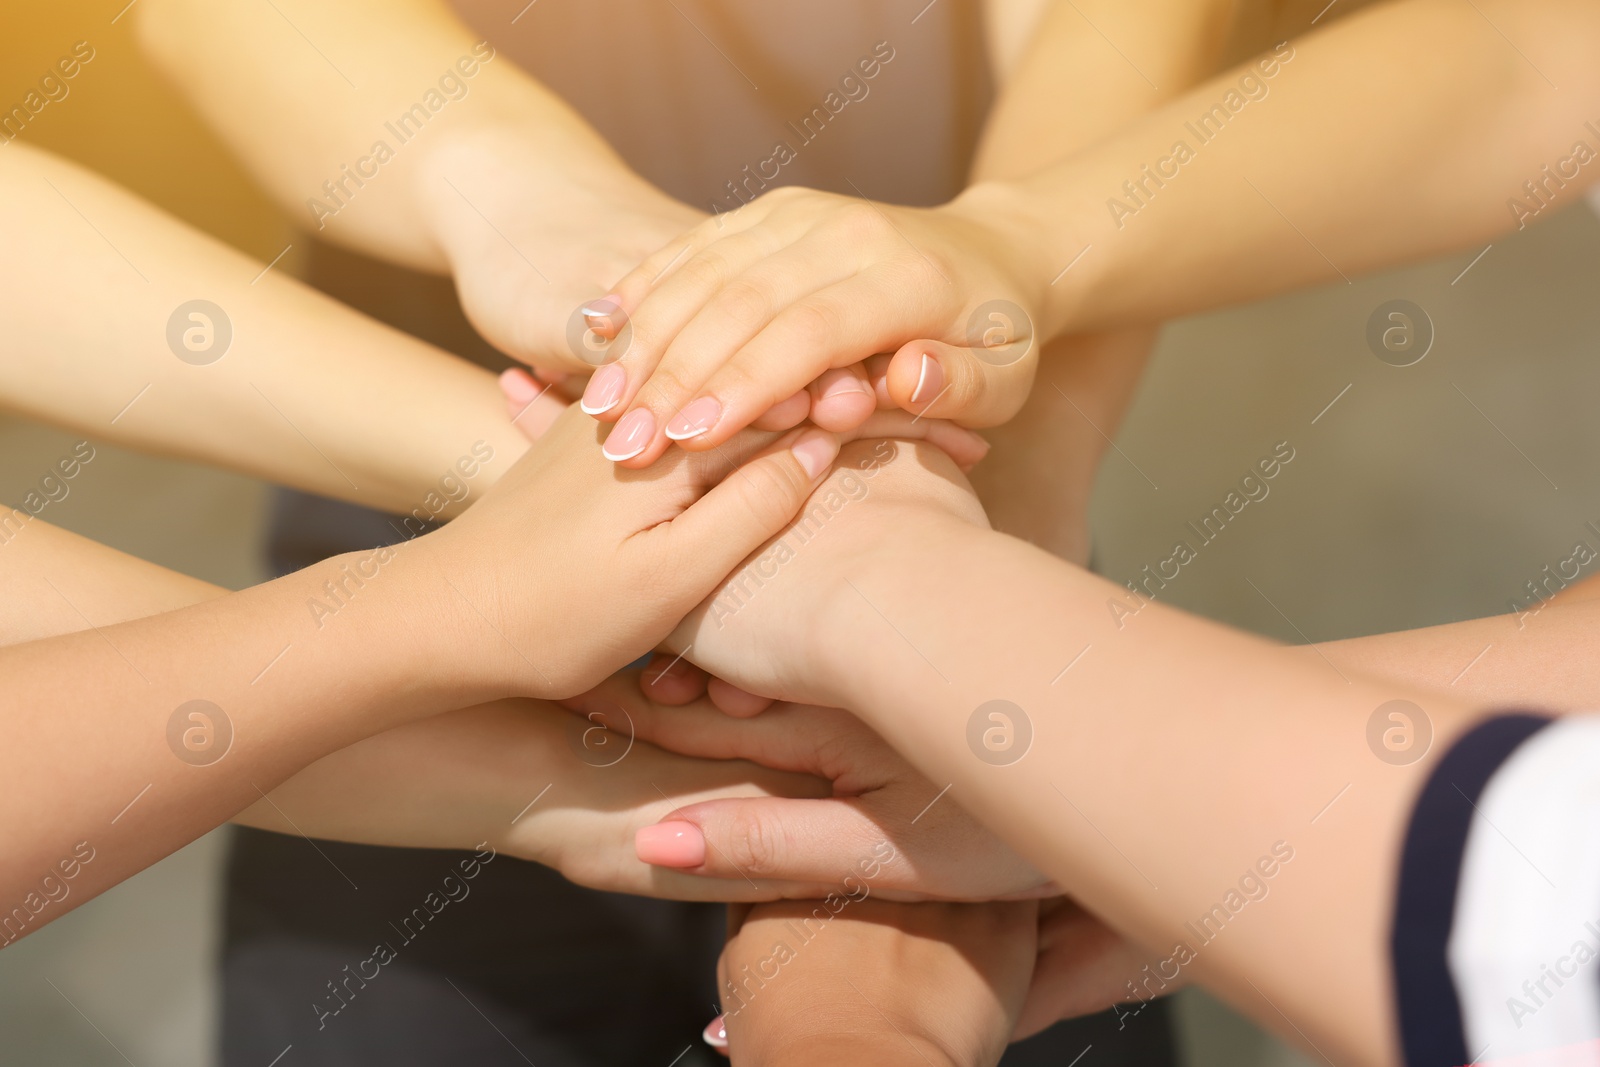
[579,397,619,416]
[663,425,710,441]
[911,353,934,403]
[602,443,647,462]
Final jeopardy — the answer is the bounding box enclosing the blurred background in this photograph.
[2,2,1598,1065]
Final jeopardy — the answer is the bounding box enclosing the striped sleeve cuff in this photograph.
[1393,713,1600,1067]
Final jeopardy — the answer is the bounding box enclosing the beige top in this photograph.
[448,0,991,208]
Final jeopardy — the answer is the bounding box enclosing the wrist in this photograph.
[944,180,1071,341]
[813,512,985,712]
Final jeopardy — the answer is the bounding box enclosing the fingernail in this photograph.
[911,352,943,405]
[820,373,869,400]
[500,368,541,405]
[602,407,655,461]
[579,294,621,319]
[665,396,722,441]
[702,1015,728,1049]
[645,654,692,685]
[581,364,627,415]
[635,820,706,867]
[791,429,839,480]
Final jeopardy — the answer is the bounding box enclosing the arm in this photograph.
[0,404,847,939]
[967,0,1236,557]
[136,0,702,366]
[0,143,546,517]
[0,518,843,902]
[580,0,1600,458]
[673,440,1495,1065]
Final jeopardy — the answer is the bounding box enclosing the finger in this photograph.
[498,369,567,443]
[669,271,937,452]
[639,654,707,705]
[863,353,894,409]
[598,231,780,431]
[627,245,858,450]
[807,365,877,432]
[841,410,992,471]
[636,796,894,887]
[749,390,810,432]
[660,427,840,590]
[885,335,1038,428]
[707,677,773,717]
[608,203,780,316]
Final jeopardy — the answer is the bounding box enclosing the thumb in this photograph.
[886,337,1038,428]
[664,427,839,592]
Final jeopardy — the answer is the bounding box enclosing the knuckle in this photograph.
[780,299,842,350]
[711,277,772,330]
[680,249,734,291]
[833,201,890,241]
[725,807,787,878]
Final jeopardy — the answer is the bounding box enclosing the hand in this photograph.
[668,436,991,709]
[426,405,991,700]
[415,129,704,372]
[581,183,1054,468]
[712,898,1037,1067]
[563,675,1050,901]
[1014,899,1172,1040]
[244,696,851,901]
[421,402,845,700]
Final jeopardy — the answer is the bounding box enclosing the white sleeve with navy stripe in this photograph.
[1393,714,1600,1067]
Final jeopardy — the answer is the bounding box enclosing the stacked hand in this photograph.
[570,184,1056,468]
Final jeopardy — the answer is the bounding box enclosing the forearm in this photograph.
[1321,576,1600,711]
[981,0,1600,336]
[0,532,470,929]
[0,144,525,516]
[136,0,634,269]
[966,2,1231,555]
[814,517,1480,1065]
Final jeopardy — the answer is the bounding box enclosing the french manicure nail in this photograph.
[820,373,869,400]
[791,430,839,480]
[665,396,722,440]
[635,820,707,868]
[601,407,655,461]
[579,294,621,318]
[702,1015,728,1049]
[910,352,943,405]
[580,363,627,415]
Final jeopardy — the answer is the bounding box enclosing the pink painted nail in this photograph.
[635,820,706,868]
[602,408,655,461]
[702,1014,728,1049]
[665,397,722,441]
[580,363,627,415]
[910,352,943,405]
